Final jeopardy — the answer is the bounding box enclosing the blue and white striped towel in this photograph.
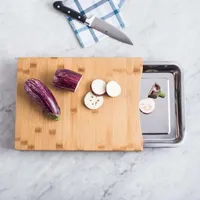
[63,0,126,48]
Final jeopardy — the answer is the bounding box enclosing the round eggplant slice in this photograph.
[139,98,155,114]
[106,81,121,97]
[84,92,104,110]
[91,79,106,96]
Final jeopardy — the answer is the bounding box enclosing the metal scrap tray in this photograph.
[142,62,185,147]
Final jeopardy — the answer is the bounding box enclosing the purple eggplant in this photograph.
[24,78,61,120]
[53,69,82,92]
[148,83,165,99]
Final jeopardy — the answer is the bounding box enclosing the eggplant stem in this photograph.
[159,91,165,98]
[55,116,60,121]
[45,112,60,121]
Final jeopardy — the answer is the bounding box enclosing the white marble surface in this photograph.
[0,0,200,199]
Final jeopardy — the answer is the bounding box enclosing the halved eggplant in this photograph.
[53,69,82,92]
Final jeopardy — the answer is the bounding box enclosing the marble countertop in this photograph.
[1,0,200,199]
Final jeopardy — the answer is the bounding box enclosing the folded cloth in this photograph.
[63,0,126,48]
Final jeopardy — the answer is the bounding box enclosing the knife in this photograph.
[53,1,133,45]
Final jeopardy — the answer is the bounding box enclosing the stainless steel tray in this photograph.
[142,62,186,147]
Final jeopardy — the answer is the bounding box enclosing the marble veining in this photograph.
[1,0,200,199]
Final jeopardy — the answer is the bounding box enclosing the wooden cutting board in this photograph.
[15,58,143,151]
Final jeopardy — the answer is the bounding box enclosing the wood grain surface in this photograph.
[15,58,143,151]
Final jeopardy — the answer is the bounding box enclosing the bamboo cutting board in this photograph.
[15,58,143,151]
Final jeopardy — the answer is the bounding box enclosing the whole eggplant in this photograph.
[53,69,82,92]
[24,78,61,120]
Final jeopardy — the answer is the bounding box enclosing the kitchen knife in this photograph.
[53,1,133,45]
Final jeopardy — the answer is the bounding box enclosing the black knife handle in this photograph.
[53,1,86,24]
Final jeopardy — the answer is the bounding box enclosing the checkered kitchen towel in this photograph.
[63,0,126,48]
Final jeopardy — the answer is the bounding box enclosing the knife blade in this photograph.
[53,1,133,45]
